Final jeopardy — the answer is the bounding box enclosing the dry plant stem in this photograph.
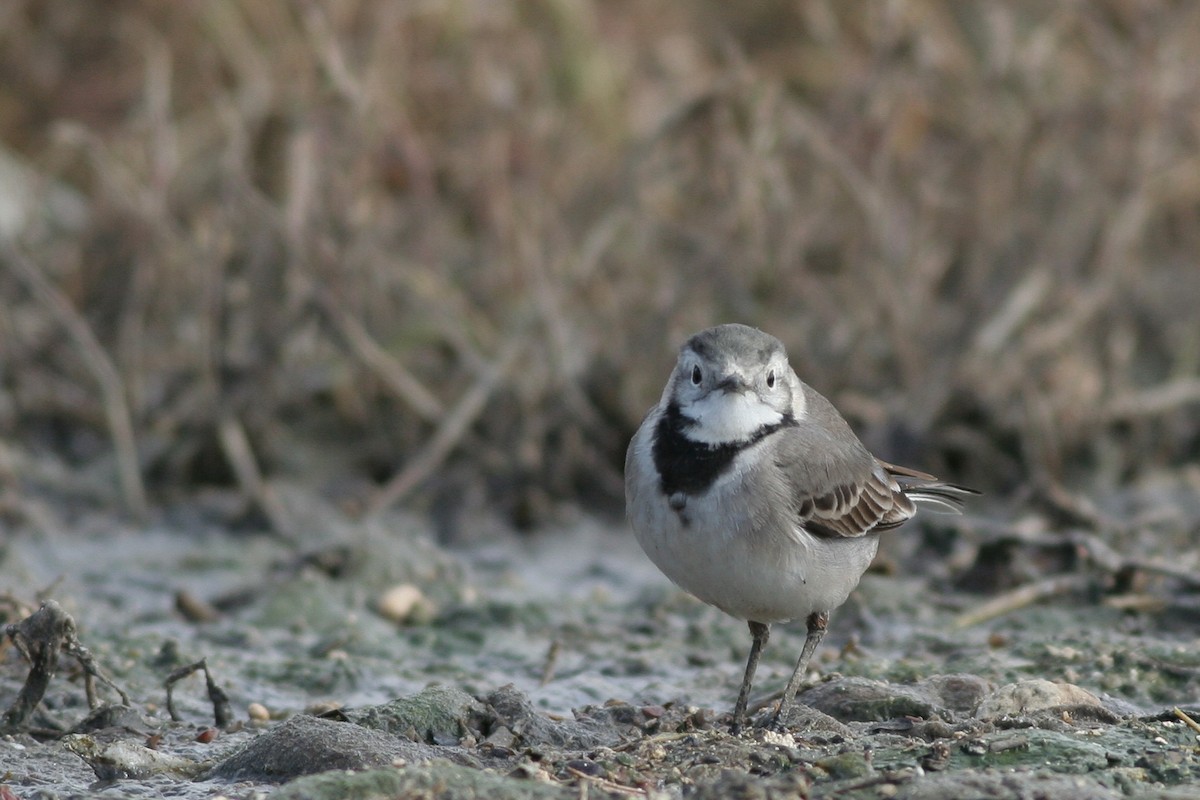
[1035,482,1121,532]
[1069,529,1200,590]
[563,765,649,796]
[318,295,442,421]
[3,600,130,729]
[539,640,561,687]
[164,657,234,728]
[1119,558,1200,591]
[1104,594,1166,613]
[973,270,1052,357]
[952,574,1093,629]
[1103,378,1200,422]
[2,603,68,728]
[784,105,900,260]
[3,246,148,518]
[969,515,1200,592]
[367,333,528,516]
[1173,707,1200,736]
[217,414,292,538]
[955,515,1200,593]
[0,446,62,536]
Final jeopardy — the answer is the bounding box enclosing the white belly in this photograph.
[626,434,878,623]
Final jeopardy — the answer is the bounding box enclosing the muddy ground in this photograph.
[3,477,1200,799]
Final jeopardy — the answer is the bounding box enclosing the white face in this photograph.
[668,345,801,445]
[682,389,784,444]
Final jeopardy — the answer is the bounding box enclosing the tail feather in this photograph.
[879,459,979,515]
[904,485,977,514]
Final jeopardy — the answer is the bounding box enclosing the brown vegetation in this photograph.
[2,1,1198,532]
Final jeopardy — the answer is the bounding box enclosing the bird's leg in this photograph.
[772,610,829,724]
[732,620,770,730]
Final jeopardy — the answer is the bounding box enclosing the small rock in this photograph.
[815,750,873,780]
[175,590,221,623]
[206,715,440,782]
[485,684,622,750]
[975,679,1103,719]
[771,703,854,739]
[921,741,952,771]
[483,724,516,749]
[799,677,945,723]
[70,704,152,734]
[987,732,1030,753]
[63,735,206,781]
[376,584,435,624]
[761,729,797,749]
[920,674,993,712]
[247,702,271,721]
[339,684,485,744]
[305,700,343,716]
[641,704,666,719]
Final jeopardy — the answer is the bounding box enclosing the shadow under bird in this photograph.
[625,323,976,728]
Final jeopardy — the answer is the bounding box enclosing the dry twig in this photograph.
[1173,707,1200,736]
[3,600,130,729]
[1103,378,1200,422]
[317,295,443,421]
[367,332,528,516]
[952,574,1093,629]
[217,414,292,538]
[3,246,147,518]
[164,657,234,728]
[539,639,561,687]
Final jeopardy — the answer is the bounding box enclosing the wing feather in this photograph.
[769,392,975,540]
[800,465,914,539]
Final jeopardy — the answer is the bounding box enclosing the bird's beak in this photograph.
[715,375,750,394]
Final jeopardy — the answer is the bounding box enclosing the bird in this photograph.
[624,323,975,728]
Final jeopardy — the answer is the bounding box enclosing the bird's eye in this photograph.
[766,369,776,389]
[691,365,703,385]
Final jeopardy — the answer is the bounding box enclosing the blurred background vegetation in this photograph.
[2,1,1199,538]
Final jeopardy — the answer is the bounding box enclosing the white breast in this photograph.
[625,418,878,624]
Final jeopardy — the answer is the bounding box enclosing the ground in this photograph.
[3,476,1199,799]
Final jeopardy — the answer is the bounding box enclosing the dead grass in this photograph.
[1,1,1199,531]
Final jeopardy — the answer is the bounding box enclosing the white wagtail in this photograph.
[625,323,975,728]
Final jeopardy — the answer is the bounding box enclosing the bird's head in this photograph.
[664,323,803,445]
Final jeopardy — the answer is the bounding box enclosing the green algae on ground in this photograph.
[270,761,625,800]
[338,684,485,743]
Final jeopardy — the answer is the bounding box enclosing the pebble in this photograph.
[247,702,271,721]
[975,679,1102,718]
[174,590,221,623]
[376,584,434,623]
[305,700,343,716]
[761,730,796,749]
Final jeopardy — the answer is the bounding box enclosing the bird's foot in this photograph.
[765,701,791,731]
[725,703,784,734]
